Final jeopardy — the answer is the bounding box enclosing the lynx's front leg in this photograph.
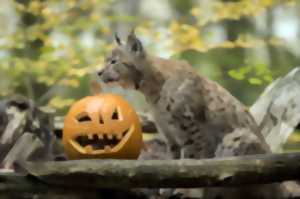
[151,108,182,159]
[153,77,218,159]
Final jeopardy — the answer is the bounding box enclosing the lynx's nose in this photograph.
[97,70,104,77]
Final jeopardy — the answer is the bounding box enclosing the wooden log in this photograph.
[0,171,108,199]
[23,153,300,189]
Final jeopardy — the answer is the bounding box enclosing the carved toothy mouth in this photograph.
[75,131,126,150]
[69,126,134,154]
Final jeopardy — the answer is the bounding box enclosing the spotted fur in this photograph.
[98,31,270,160]
[98,32,287,199]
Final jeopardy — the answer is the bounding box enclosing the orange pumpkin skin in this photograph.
[63,94,143,160]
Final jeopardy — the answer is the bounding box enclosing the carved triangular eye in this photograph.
[112,109,119,120]
[76,112,91,122]
[111,107,123,121]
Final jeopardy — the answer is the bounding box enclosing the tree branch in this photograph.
[250,67,300,152]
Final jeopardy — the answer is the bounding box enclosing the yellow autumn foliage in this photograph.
[0,0,297,111]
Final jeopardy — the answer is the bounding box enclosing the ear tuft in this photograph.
[114,32,122,46]
[126,29,144,55]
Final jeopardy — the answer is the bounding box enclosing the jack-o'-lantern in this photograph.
[63,94,143,160]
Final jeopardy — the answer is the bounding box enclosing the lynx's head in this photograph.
[98,31,148,89]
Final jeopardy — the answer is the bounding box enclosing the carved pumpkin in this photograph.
[63,94,143,160]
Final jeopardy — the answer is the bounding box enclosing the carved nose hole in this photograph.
[99,113,104,124]
[76,112,91,122]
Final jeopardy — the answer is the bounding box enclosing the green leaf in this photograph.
[48,96,75,109]
[263,75,273,82]
[248,78,263,85]
[228,70,245,80]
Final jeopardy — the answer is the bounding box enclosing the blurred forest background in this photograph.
[0,0,299,130]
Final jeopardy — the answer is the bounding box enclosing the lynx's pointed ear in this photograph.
[126,30,144,56]
[114,32,122,46]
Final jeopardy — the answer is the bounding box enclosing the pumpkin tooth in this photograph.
[98,134,103,139]
[104,145,111,151]
[88,134,93,140]
[107,134,113,140]
[116,134,122,140]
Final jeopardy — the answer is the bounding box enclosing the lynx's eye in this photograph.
[110,59,117,64]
